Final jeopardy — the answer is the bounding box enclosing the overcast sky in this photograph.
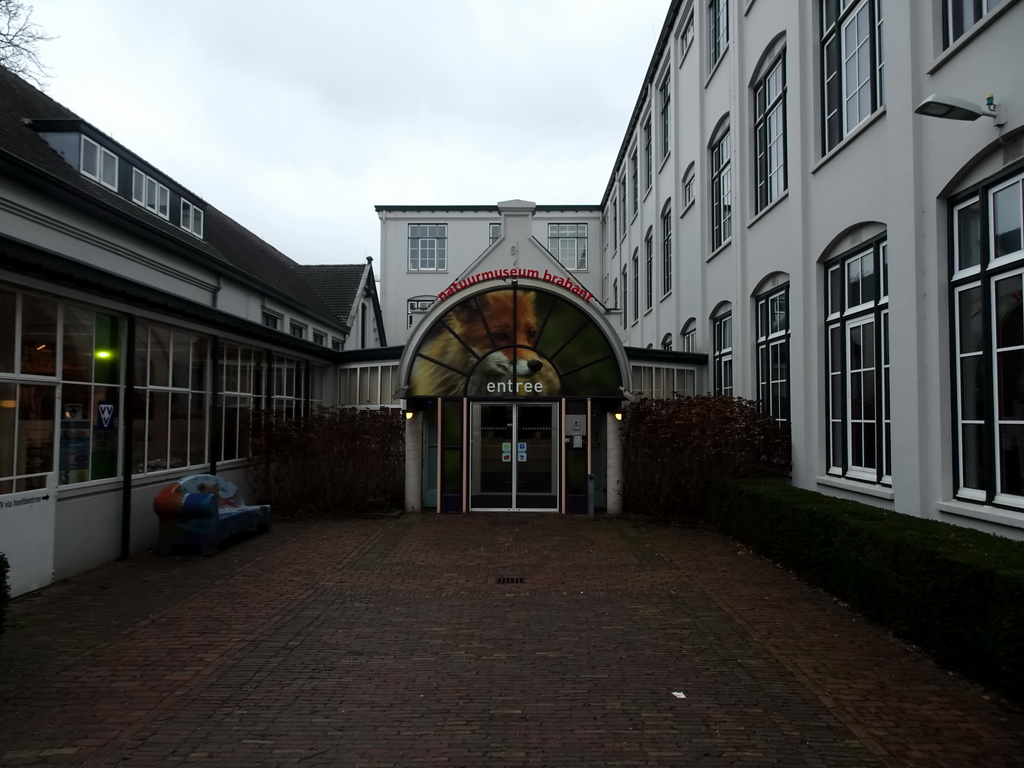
[32,1,669,265]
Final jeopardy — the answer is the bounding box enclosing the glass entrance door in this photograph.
[470,403,558,511]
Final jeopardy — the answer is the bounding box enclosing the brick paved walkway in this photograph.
[1,513,1022,767]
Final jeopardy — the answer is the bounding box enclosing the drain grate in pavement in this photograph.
[496,576,524,584]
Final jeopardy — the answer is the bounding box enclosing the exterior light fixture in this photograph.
[915,93,1004,126]
[614,411,623,421]
[96,350,112,359]
[404,410,415,420]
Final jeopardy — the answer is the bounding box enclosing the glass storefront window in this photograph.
[1,289,16,373]
[21,295,57,376]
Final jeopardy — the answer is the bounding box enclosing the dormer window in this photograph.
[180,199,204,238]
[80,135,117,191]
[132,168,170,219]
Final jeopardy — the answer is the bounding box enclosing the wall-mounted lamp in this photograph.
[613,412,623,421]
[915,93,1005,126]
[404,410,415,421]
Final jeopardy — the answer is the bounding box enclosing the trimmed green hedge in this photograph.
[0,551,9,636]
[702,479,1024,706]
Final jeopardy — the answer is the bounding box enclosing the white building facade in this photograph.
[380,0,1024,539]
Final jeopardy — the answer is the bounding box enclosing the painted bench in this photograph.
[153,474,271,556]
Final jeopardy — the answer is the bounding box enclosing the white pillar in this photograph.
[605,413,623,517]
[404,413,423,513]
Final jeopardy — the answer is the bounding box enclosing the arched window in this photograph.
[711,303,733,396]
[661,201,673,296]
[823,226,890,484]
[709,120,732,250]
[751,35,787,213]
[680,319,697,352]
[950,170,1024,504]
[754,274,791,429]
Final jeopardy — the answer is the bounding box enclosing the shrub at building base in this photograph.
[702,479,1024,707]
[0,551,9,636]
[621,396,790,519]
[249,407,404,517]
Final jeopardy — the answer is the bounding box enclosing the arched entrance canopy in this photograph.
[399,279,629,399]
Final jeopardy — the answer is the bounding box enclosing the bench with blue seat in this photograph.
[154,474,271,556]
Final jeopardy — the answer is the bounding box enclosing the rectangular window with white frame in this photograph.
[945,0,1003,47]
[711,130,732,250]
[180,199,204,238]
[821,0,884,153]
[621,265,628,329]
[661,206,672,296]
[132,324,209,475]
[620,177,628,235]
[708,0,729,70]
[632,249,640,323]
[683,169,695,209]
[645,231,653,311]
[950,170,1024,509]
[631,151,639,216]
[713,312,733,396]
[680,12,695,61]
[754,53,787,213]
[825,237,890,484]
[132,169,170,219]
[548,223,588,270]
[756,286,790,429]
[271,354,307,419]
[408,223,448,271]
[681,324,697,352]
[219,343,262,463]
[489,223,501,245]
[659,73,671,159]
[643,116,653,190]
[80,135,118,191]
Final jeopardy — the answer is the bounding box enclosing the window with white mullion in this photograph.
[821,0,884,152]
[991,176,1023,265]
[881,308,891,481]
[992,269,1024,502]
[846,316,878,478]
[708,0,729,69]
[548,223,588,270]
[842,3,873,135]
[621,266,628,330]
[80,135,118,191]
[681,323,696,352]
[711,130,732,250]
[620,177,628,234]
[754,54,787,213]
[132,169,170,220]
[643,116,653,190]
[827,323,845,472]
[954,282,987,499]
[756,287,790,428]
[408,224,448,272]
[659,74,671,159]
[631,151,639,215]
[954,197,983,277]
[645,233,653,310]
[632,250,640,323]
[946,0,1004,47]
[661,207,673,295]
[713,312,733,396]
[825,237,890,484]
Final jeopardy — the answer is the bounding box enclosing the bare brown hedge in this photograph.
[249,407,404,516]
[621,395,790,519]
